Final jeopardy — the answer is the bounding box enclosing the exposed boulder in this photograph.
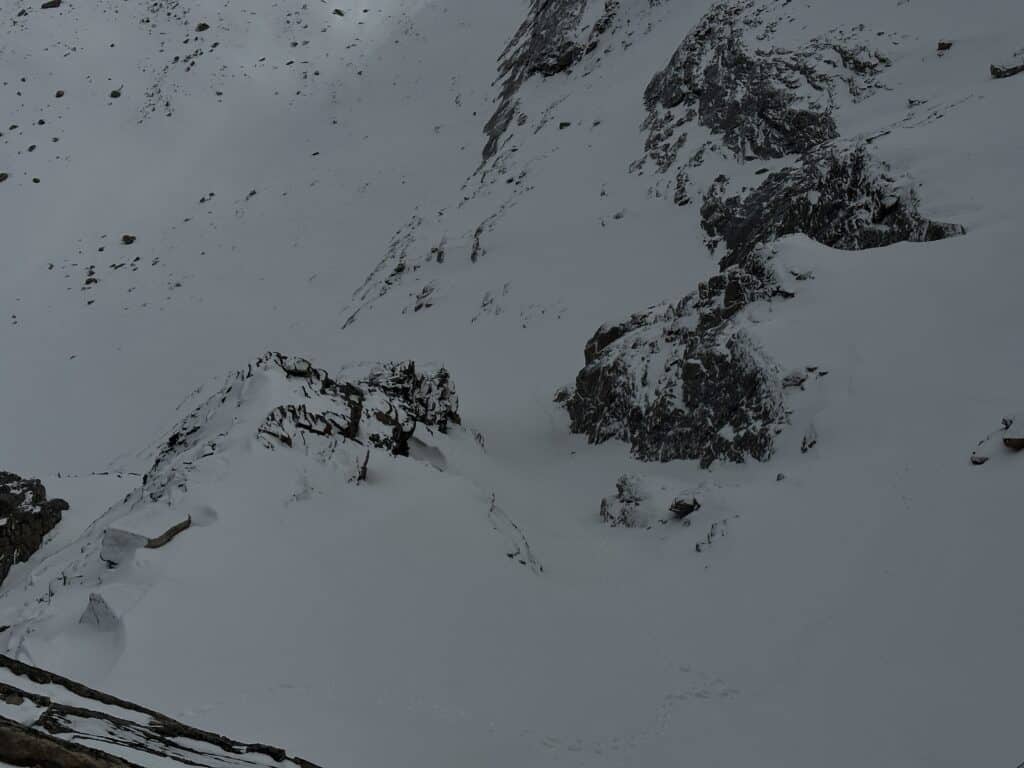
[0,472,67,587]
[669,495,701,520]
[991,49,1024,79]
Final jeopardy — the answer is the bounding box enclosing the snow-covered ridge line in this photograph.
[0,654,321,767]
[0,352,464,623]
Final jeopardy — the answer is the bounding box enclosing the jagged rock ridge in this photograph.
[0,654,321,767]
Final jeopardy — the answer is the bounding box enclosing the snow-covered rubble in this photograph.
[484,0,622,160]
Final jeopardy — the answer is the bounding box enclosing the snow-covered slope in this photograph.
[0,653,321,767]
[3,0,1024,766]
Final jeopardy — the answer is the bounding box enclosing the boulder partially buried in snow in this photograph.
[970,414,1024,465]
[0,472,68,587]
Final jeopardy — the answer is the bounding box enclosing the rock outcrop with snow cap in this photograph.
[0,473,68,588]
[564,1,964,467]
[565,247,787,467]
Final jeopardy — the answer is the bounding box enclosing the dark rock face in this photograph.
[0,654,322,768]
[702,141,967,269]
[364,361,461,435]
[484,0,624,160]
[640,0,888,173]
[566,267,786,467]
[567,139,966,466]
[0,472,67,587]
[568,230,789,467]
[644,6,835,163]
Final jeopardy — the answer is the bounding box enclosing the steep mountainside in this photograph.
[2,0,1024,766]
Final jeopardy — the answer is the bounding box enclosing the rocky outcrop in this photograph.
[564,1,964,468]
[567,140,965,466]
[702,141,967,268]
[135,353,462,518]
[363,361,461,436]
[0,654,321,768]
[0,473,67,587]
[484,0,624,160]
[566,273,787,467]
[641,0,889,171]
